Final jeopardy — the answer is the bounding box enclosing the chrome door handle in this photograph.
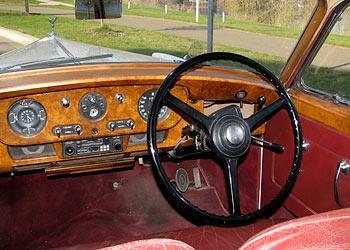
[334,160,350,207]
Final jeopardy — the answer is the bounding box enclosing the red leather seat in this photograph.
[140,219,284,250]
[56,209,350,249]
[239,208,350,249]
[101,239,195,250]
[60,219,283,250]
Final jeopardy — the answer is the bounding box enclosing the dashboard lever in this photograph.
[55,128,61,138]
[127,120,135,129]
[108,122,116,131]
[251,136,284,154]
[257,96,266,111]
[75,125,82,135]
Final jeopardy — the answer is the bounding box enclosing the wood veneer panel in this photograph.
[0,85,190,146]
[290,90,350,136]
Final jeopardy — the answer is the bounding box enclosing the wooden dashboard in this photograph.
[0,63,277,175]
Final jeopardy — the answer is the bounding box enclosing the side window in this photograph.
[301,7,350,101]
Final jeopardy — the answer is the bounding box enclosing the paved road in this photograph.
[0,35,22,55]
[0,4,349,70]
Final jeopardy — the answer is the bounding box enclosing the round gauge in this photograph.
[79,92,107,120]
[7,99,47,136]
[138,89,170,122]
[19,109,36,123]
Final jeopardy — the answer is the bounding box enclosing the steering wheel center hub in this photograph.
[225,124,245,145]
[211,114,251,158]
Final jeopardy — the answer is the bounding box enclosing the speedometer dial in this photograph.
[138,89,170,122]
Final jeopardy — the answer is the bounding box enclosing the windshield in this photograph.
[0,0,316,75]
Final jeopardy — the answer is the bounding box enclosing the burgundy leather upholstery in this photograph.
[142,220,284,250]
[239,208,350,249]
[101,239,195,250]
[58,219,284,250]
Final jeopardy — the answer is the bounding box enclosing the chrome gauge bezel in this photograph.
[79,92,107,120]
[138,89,170,122]
[7,99,47,136]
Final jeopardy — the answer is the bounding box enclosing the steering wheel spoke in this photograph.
[165,92,213,132]
[223,158,241,216]
[245,96,287,131]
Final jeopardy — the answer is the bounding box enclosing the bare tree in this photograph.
[25,0,29,15]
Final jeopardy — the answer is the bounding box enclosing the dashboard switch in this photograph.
[53,124,82,137]
[108,121,116,131]
[55,128,61,138]
[127,120,135,129]
[107,119,135,131]
[115,93,125,103]
[75,125,82,135]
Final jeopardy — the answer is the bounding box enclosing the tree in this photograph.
[25,0,29,15]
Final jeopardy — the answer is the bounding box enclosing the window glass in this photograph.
[302,7,350,100]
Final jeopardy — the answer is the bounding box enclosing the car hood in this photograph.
[0,32,164,73]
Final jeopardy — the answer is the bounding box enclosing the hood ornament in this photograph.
[47,17,74,58]
[48,17,58,37]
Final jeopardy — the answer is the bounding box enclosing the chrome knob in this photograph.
[115,94,125,103]
[127,120,135,129]
[108,122,116,131]
[55,128,61,138]
[75,125,82,135]
[60,97,70,108]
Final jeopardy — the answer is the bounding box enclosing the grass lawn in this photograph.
[0,0,41,5]
[0,9,348,98]
[122,4,350,49]
[0,0,73,9]
[123,4,303,39]
[39,2,350,50]
[0,9,286,76]
[1,1,350,48]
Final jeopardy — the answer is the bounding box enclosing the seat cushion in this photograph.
[54,219,284,250]
[141,219,284,250]
[239,208,350,249]
[102,239,195,250]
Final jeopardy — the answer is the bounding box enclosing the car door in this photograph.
[261,0,350,217]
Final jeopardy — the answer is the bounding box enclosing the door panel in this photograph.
[262,104,350,217]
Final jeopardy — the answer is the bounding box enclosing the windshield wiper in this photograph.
[0,54,113,72]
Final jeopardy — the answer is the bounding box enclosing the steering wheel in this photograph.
[147,52,303,226]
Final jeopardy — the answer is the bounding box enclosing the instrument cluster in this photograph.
[7,88,170,139]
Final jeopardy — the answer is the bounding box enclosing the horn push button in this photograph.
[225,124,245,145]
[211,115,251,158]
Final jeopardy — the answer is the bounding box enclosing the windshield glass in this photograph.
[0,0,316,74]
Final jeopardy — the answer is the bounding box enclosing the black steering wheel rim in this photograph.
[147,52,303,226]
